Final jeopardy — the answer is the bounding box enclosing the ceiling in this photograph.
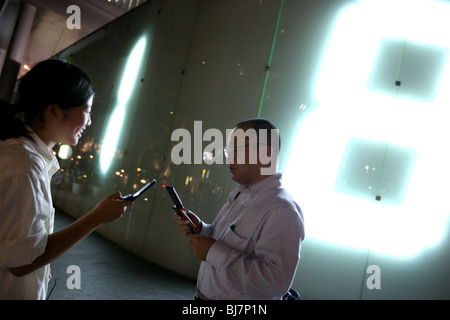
[2,0,147,77]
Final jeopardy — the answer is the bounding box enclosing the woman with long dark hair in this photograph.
[0,59,132,299]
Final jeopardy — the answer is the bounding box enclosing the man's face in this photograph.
[226,124,267,187]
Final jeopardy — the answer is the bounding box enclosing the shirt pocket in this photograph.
[222,225,254,254]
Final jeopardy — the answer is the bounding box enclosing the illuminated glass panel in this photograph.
[367,37,449,103]
[335,138,416,206]
[283,0,450,256]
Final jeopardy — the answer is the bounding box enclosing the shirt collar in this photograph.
[237,173,282,203]
[23,126,60,175]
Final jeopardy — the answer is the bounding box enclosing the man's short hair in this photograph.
[235,118,281,150]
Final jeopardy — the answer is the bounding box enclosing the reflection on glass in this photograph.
[100,36,147,175]
[58,144,73,160]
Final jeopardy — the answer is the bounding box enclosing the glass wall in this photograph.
[50,0,450,299]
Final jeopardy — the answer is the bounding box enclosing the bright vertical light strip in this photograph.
[283,0,450,256]
[100,37,147,174]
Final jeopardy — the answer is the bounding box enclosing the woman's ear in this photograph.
[46,104,62,121]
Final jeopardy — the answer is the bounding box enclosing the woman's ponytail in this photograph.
[0,100,29,140]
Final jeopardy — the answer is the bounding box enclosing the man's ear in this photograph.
[266,144,272,157]
[259,144,272,159]
[258,144,271,166]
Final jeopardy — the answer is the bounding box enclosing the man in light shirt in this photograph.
[174,118,305,300]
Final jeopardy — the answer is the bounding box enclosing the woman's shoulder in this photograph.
[0,138,34,178]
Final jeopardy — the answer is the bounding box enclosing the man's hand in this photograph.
[189,235,216,261]
[173,209,201,236]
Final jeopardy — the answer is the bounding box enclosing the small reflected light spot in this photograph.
[58,144,73,160]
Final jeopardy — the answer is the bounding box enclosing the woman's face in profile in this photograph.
[60,95,93,146]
